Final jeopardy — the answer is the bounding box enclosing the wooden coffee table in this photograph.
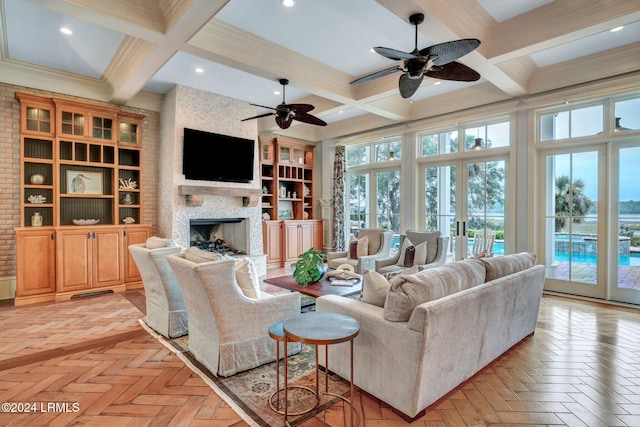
[264,273,361,298]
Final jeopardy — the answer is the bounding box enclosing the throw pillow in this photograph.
[397,238,428,267]
[383,258,486,322]
[146,236,176,249]
[347,235,369,260]
[234,257,261,299]
[362,266,420,307]
[361,270,390,307]
[183,247,225,263]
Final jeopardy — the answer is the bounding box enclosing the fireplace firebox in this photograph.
[189,218,247,255]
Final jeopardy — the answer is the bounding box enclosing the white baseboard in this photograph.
[0,276,16,300]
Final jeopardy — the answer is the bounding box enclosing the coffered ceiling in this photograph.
[1,0,639,141]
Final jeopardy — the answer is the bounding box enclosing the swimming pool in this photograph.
[473,240,640,266]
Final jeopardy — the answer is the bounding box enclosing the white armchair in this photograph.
[376,230,449,275]
[167,254,301,377]
[327,228,394,273]
[129,243,188,338]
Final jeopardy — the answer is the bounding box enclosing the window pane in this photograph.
[486,122,510,148]
[420,134,438,156]
[545,151,598,284]
[346,145,369,166]
[571,105,603,137]
[540,111,569,141]
[464,122,509,150]
[374,140,402,162]
[348,173,369,234]
[376,170,401,232]
[614,98,640,131]
[419,130,458,156]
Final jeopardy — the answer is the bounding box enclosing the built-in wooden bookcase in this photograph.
[259,136,322,268]
[260,136,315,221]
[15,93,149,305]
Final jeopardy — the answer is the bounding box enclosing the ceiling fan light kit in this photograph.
[350,13,481,99]
[242,78,327,129]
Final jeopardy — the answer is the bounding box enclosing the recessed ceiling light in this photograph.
[282,0,295,7]
[433,81,441,85]
[610,26,624,32]
[274,90,281,95]
[369,48,376,53]
[194,67,204,73]
[59,27,72,35]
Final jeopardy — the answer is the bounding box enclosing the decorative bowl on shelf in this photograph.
[122,217,136,224]
[27,194,46,204]
[72,219,100,225]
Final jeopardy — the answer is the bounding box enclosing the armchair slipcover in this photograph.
[327,228,393,273]
[167,254,301,377]
[375,230,449,275]
[129,243,188,338]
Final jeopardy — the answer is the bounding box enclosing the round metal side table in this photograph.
[268,321,318,415]
[283,312,360,427]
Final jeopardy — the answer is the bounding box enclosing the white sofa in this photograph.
[316,252,545,419]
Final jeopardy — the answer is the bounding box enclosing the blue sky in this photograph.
[551,98,640,202]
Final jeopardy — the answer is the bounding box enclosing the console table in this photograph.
[283,312,360,426]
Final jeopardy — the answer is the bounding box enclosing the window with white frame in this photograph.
[539,104,604,141]
[464,121,510,150]
[613,97,640,132]
[418,120,510,156]
[345,138,402,235]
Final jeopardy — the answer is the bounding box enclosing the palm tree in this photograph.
[554,175,593,232]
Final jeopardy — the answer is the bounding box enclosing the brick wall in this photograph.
[0,82,160,279]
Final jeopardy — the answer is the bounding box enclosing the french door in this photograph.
[422,154,507,261]
[540,143,640,305]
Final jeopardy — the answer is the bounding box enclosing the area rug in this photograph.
[139,319,354,426]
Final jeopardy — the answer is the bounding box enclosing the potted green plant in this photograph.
[293,247,326,286]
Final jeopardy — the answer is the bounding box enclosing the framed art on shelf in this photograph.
[278,201,293,219]
[66,170,103,194]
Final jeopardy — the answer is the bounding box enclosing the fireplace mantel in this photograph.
[178,185,261,207]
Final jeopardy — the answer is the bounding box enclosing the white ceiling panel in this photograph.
[477,0,554,23]
[215,0,435,77]
[530,21,640,68]
[5,0,124,78]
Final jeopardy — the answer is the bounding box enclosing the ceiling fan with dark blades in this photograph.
[242,78,327,129]
[350,13,481,99]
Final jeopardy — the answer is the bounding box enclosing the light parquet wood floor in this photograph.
[0,288,639,426]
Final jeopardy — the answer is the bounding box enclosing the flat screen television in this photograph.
[182,128,255,183]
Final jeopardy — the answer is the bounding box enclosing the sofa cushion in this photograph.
[146,236,176,249]
[362,266,419,307]
[384,258,486,322]
[234,257,261,299]
[397,237,427,267]
[347,235,369,259]
[480,252,536,282]
[183,247,225,263]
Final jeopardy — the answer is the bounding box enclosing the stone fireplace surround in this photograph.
[157,85,267,276]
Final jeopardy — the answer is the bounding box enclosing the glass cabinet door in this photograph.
[261,142,274,162]
[279,146,291,162]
